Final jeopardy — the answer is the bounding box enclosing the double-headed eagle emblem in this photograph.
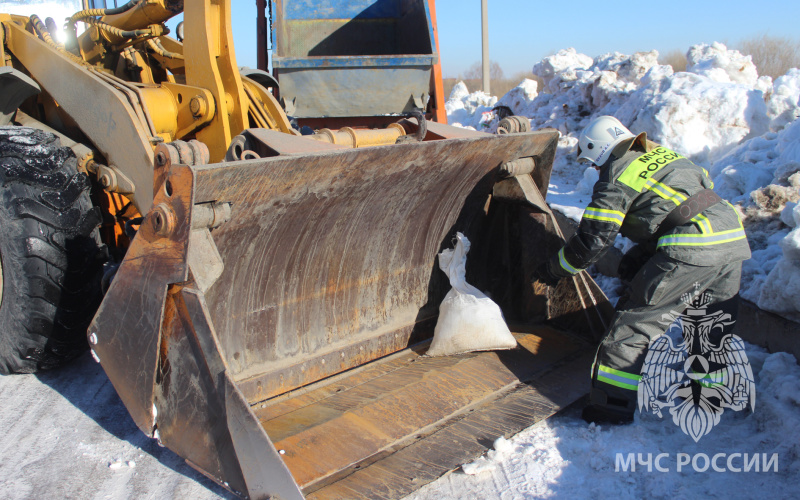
[638,284,755,442]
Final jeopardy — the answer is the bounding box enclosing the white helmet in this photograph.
[577,116,635,166]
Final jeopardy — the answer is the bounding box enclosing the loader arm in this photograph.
[1,15,156,212]
[1,0,291,213]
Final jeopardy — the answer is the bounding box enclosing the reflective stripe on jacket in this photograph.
[550,145,751,277]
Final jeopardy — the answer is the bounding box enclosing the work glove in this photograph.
[617,244,653,282]
[533,260,562,287]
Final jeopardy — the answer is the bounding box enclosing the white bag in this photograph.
[426,233,517,356]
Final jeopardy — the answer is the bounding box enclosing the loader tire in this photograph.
[0,126,105,374]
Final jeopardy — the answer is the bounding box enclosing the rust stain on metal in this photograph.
[89,163,194,434]
[254,327,585,491]
[191,131,560,397]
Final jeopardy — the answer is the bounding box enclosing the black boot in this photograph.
[581,404,634,425]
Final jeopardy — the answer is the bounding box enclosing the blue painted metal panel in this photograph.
[273,55,435,69]
[284,0,401,20]
[276,65,432,117]
[271,0,438,117]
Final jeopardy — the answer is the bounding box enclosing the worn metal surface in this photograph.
[492,174,615,340]
[83,123,615,500]
[192,130,560,402]
[274,0,434,57]
[88,163,194,435]
[254,328,588,492]
[275,55,436,68]
[276,63,432,118]
[153,286,304,500]
[0,67,39,125]
[272,0,438,117]
[308,343,594,499]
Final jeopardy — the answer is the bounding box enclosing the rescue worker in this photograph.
[534,116,751,424]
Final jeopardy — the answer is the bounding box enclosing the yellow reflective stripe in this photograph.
[690,214,713,234]
[582,207,625,226]
[558,247,582,275]
[701,167,715,188]
[645,178,682,198]
[644,178,714,234]
[618,147,684,192]
[644,178,687,206]
[726,200,744,224]
[597,365,641,391]
[657,228,747,248]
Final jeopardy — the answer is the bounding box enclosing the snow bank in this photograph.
[406,347,800,500]
[711,119,800,317]
[444,82,496,131]
[758,200,800,321]
[685,41,762,87]
[767,69,800,131]
[446,42,800,319]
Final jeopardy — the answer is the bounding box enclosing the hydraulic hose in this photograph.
[82,17,153,39]
[68,0,141,25]
[65,0,143,43]
[29,14,87,65]
[146,37,183,59]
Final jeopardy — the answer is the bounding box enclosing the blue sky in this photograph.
[223,1,800,77]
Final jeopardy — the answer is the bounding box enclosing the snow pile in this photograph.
[446,42,800,319]
[768,69,800,131]
[685,42,764,87]
[618,69,769,166]
[711,118,800,316]
[444,82,497,130]
[448,42,797,165]
[406,347,800,500]
[494,78,538,116]
[758,200,800,321]
[460,437,514,475]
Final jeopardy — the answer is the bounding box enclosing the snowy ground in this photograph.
[406,347,800,500]
[1,43,799,500]
[0,353,232,500]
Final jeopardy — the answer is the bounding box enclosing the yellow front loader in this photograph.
[0,1,612,498]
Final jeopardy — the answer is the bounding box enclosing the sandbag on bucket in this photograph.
[427,233,517,356]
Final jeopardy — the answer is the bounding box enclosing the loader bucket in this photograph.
[88,125,612,499]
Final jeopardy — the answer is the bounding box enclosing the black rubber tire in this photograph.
[0,126,106,374]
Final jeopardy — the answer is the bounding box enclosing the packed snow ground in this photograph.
[0,354,230,499]
[1,43,799,500]
[406,346,800,500]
